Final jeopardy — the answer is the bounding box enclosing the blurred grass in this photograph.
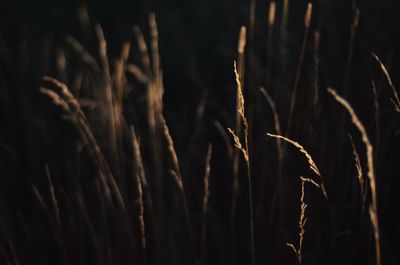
[1,0,400,265]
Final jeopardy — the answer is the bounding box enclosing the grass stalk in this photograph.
[230,26,246,261]
[266,1,276,86]
[327,87,381,265]
[286,3,313,137]
[200,144,213,265]
[266,133,328,199]
[228,61,255,265]
[160,115,196,264]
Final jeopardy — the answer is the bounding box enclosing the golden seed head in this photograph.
[238,26,247,54]
[304,3,313,28]
[268,2,276,26]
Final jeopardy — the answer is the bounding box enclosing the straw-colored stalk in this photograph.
[76,194,103,265]
[31,182,69,264]
[136,172,146,254]
[114,42,131,104]
[160,115,195,262]
[201,144,213,265]
[40,81,111,201]
[287,177,307,265]
[64,36,101,73]
[313,31,320,108]
[260,87,282,160]
[95,24,111,83]
[327,87,381,265]
[231,27,247,254]
[213,121,234,159]
[95,24,121,180]
[268,1,276,27]
[371,80,381,157]
[304,3,312,28]
[133,25,152,76]
[287,176,322,265]
[133,17,164,219]
[280,0,289,52]
[260,87,284,225]
[249,0,256,45]
[45,166,61,228]
[56,48,67,82]
[131,126,161,264]
[126,64,150,84]
[349,134,367,214]
[77,6,91,38]
[41,77,127,211]
[267,2,276,85]
[286,3,313,136]
[227,61,255,265]
[266,133,328,199]
[149,12,161,81]
[372,53,400,112]
[343,8,360,95]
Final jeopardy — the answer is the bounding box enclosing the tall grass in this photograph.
[1,2,398,265]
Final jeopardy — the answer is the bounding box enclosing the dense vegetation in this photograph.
[1,0,399,264]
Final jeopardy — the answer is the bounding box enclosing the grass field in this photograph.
[0,0,400,264]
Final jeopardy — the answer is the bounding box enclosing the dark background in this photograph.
[1,0,400,264]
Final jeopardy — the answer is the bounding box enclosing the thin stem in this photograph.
[246,159,255,265]
[286,3,312,137]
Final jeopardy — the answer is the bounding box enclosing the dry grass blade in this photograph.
[160,115,181,178]
[231,28,246,260]
[231,59,254,265]
[127,64,150,84]
[40,87,71,113]
[266,133,328,198]
[136,172,146,254]
[234,61,245,122]
[260,87,282,159]
[149,12,161,80]
[313,31,320,108]
[349,134,367,213]
[56,48,67,82]
[227,128,248,161]
[266,4,275,86]
[131,127,149,189]
[45,166,61,228]
[213,121,234,158]
[161,115,196,262]
[75,194,104,265]
[133,26,152,76]
[349,135,364,191]
[42,76,80,109]
[114,42,131,103]
[300,176,322,190]
[304,3,313,28]
[268,1,276,27]
[238,26,247,55]
[94,24,120,177]
[286,3,313,136]
[41,77,130,212]
[236,26,246,102]
[202,145,213,215]
[95,24,111,83]
[64,36,100,73]
[266,133,320,175]
[233,60,249,161]
[372,80,380,144]
[131,127,148,253]
[372,53,400,112]
[201,144,213,265]
[287,176,309,265]
[327,87,381,265]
